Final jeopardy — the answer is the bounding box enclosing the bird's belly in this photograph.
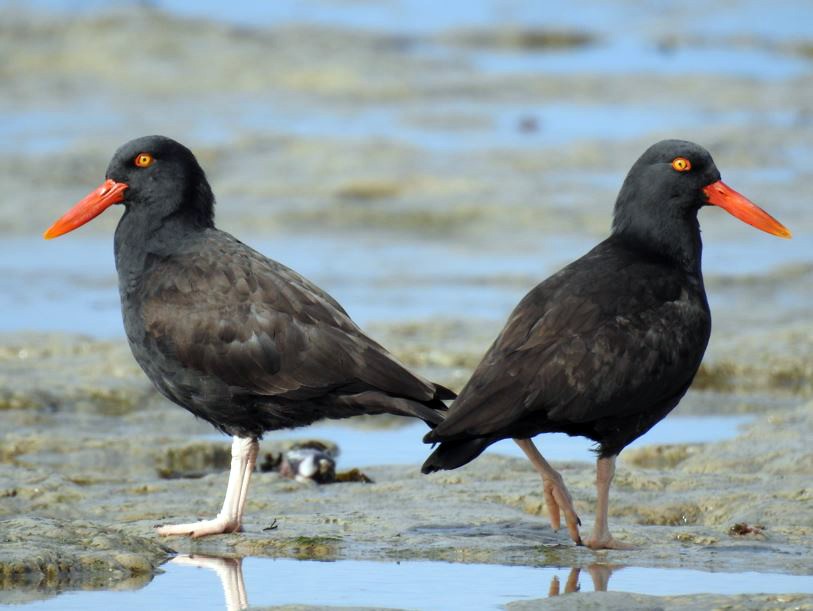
[516,300,710,454]
[118,298,229,424]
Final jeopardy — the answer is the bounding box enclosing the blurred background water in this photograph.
[3,0,812,336]
[1,0,812,608]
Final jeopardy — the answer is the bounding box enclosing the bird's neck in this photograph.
[613,213,704,275]
[113,206,209,297]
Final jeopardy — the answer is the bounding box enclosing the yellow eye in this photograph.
[671,157,691,172]
[134,153,154,168]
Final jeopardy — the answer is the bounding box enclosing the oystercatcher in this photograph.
[44,135,454,537]
[421,139,790,549]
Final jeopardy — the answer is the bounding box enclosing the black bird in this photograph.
[421,140,790,549]
[44,135,454,537]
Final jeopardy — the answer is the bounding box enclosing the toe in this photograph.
[543,486,561,531]
[584,536,633,550]
[549,487,581,544]
[155,523,194,537]
[155,518,240,538]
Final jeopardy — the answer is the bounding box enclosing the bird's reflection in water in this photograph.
[170,554,618,610]
[548,564,616,595]
[171,555,247,611]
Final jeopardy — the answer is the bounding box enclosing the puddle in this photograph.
[263,414,753,468]
[17,555,813,611]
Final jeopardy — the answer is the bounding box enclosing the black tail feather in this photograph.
[411,395,451,428]
[414,384,455,428]
[421,437,492,473]
[433,383,457,401]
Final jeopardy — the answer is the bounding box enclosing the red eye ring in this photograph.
[671,157,691,172]
[135,153,154,168]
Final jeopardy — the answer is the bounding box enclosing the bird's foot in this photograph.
[548,568,582,596]
[156,515,242,538]
[583,534,633,550]
[543,475,582,545]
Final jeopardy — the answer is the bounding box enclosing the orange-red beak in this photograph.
[43,179,128,239]
[703,180,791,239]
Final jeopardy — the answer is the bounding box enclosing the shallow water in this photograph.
[39,0,813,40]
[4,232,812,337]
[19,556,813,611]
[268,415,753,468]
[6,0,813,158]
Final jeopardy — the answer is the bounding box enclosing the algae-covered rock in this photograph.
[0,517,171,602]
[0,333,153,415]
[157,442,233,480]
[623,444,701,470]
[440,27,595,50]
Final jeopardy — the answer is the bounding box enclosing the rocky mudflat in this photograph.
[1,333,812,607]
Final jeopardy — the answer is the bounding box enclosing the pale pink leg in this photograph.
[584,455,633,550]
[157,436,259,538]
[235,439,259,525]
[586,563,614,590]
[549,564,615,595]
[548,567,582,596]
[171,555,247,611]
[514,438,582,545]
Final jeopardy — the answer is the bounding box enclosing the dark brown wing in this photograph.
[428,239,711,441]
[140,230,452,407]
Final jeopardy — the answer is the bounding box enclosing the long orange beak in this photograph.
[43,179,128,239]
[703,180,791,239]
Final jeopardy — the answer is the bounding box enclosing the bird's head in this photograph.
[612,139,791,251]
[44,135,214,239]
